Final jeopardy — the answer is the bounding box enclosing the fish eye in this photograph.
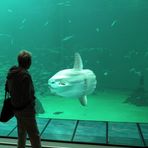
[49,79,55,84]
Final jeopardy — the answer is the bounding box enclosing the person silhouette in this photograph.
[5,50,42,148]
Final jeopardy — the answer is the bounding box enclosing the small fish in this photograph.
[65,1,71,4]
[124,55,131,59]
[68,19,72,23]
[62,35,73,41]
[57,2,64,6]
[129,68,136,73]
[96,60,100,64]
[103,72,108,76]
[111,20,117,27]
[21,18,27,24]
[8,9,13,13]
[0,33,11,37]
[135,71,142,77]
[53,111,63,115]
[19,25,25,30]
[44,21,49,26]
[96,27,100,32]
[64,4,71,7]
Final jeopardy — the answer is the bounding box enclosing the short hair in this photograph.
[17,50,32,69]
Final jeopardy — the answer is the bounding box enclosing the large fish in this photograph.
[48,53,97,106]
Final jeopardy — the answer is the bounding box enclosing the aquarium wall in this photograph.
[0,0,148,90]
[0,0,148,123]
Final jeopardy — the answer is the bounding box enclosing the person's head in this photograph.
[17,50,32,69]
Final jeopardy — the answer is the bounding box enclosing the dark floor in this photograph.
[0,117,148,147]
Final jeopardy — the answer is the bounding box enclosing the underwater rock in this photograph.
[124,74,148,106]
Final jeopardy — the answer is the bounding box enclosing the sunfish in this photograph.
[48,53,97,106]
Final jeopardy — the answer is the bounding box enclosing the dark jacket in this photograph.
[5,66,35,112]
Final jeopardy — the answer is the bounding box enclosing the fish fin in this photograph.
[73,52,83,70]
[79,95,87,106]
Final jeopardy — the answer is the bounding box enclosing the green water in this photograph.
[36,89,148,123]
[0,0,148,123]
